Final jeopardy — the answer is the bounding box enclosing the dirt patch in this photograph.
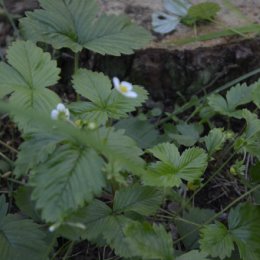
[92,37,260,101]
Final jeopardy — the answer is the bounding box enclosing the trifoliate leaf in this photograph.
[228,203,260,260]
[200,222,234,259]
[0,102,145,180]
[0,41,60,130]
[58,199,112,241]
[31,144,106,222]
[176,250,210,260]
[115,117,160,149]
[58,200,136,257]
[208,83,253,119]
[0,195,48,260]
[113,185,162,216]
[204,128,226,156]
[200,203,260,260]
[124,222,174,260]
[20,0,151,55]
[71,69,148,125]
[143,143,208,188]
[182,2,220,25]
[176,207,215,249]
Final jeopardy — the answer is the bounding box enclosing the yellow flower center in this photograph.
[119,85,128,93]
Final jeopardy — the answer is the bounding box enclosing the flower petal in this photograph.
[121,81,133,91]
[51,110,59,120]
[56,103,66,112]
[113,77,120,88]
[124,91,138,98]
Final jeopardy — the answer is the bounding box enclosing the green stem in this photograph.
[185,104,203,123]
[0,152,13,165]
[74,52,80,101]
[51,241,71,260]
[0,0,20,38]
[210,18,248,38]
[174,217,201,227]
[2,177,26,185]
[190,152,236,202]
[0,140,18,153]
[74,52,79,73]
[62,241,75,260]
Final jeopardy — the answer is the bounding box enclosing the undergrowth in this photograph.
[0,1,259,260]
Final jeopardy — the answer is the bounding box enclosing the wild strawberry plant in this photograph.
[0,0,259,260]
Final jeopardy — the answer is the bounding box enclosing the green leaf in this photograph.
[14,132,63,177]
[173,123,202,147]
[115,117,160,149]
[59,200,136,257]
[176,207,215,249]
[250,162,260,184]
[0,41,60,130]
[15,186,41,221]
[200,204,260,260]
[0,195,48,260]
[251,79,260,108]
[72,69,112,105]
[148,142,180,163]
[113,185,162,216]
[204,128,226,156]
[71,69,148,125]
[176,250,210,260]
[242,109,260,139]
[238,110,260,160]
[226,83,253,110]
[98,127,146,176]
[228,203,260,260]
[200,222,234,259]
[183,2,220,25]
[143,143,208,188]
[208,83,253,118]
[0,102,145,180]
[20,0,151,55]
[124,222,174,260]
[31,144,106,222]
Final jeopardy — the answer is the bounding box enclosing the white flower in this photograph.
[113,77,138,98]
[51,103,70,120]
[87,122,97,130]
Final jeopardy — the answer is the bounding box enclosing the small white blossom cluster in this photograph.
[113,77,138,98]
[51,103,70,120]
